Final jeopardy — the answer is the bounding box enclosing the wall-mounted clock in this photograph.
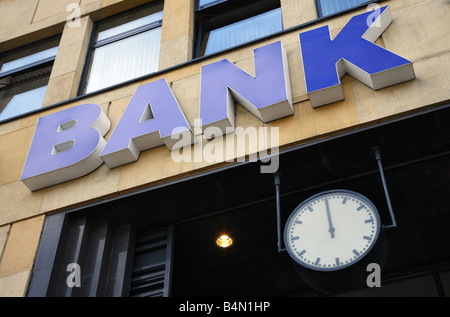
[284,189,388,292]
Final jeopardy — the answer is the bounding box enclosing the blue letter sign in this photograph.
[20,6,415,191]
[300,6,415,108]
[101,79,195,169]
[199,41,293,138]
[21,103,110,191]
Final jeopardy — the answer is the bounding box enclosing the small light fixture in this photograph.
[216,234,234,248]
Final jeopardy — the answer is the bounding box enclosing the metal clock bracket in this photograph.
[273,172,286,253]
[272,146,398,253]
[371,146,397,229]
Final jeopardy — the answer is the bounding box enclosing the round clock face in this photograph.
[284,190,381,272]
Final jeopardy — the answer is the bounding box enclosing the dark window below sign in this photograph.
[129,227,174,297]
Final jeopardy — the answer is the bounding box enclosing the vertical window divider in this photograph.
[77,21,98,96]
[163,225,174,297]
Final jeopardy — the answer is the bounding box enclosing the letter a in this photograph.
[300,6,415,108]
[101,79,195,168]
[366,263,381,288]
[66,263,81,288]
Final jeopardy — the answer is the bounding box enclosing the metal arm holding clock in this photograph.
[272,146,398,292]
[371,146,397,229]
[273,146,398,253]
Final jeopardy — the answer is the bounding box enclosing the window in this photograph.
[316,0,370,17]
[198,0,227,10]
[82,2,164,94]
[0,38,59,121]
[27,209,175,297]
[130,228,174,297]
[195,0,282,57]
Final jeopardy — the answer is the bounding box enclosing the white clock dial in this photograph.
[284,190,381,271]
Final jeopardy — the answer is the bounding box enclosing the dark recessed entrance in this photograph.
[28,104,450,297]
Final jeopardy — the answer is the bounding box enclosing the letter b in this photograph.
[21,104,110,191]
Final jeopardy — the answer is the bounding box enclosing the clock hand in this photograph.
[325,198,335,238]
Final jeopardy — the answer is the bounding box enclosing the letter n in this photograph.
[21,104,110,191]
[200,41,293,138]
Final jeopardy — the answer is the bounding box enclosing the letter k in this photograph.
[300,6,415,108]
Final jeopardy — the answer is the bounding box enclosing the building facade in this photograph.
[0,0,449,297]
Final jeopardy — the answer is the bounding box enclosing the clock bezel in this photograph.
[283,189,382,272]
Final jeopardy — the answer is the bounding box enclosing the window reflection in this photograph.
[83,3,163,94]
[204,8,282,55]
[198,0,227,10]
[0,86,47,121]
[317,0,369,17]
[0,47,57,76]
[0,38,58,121]
[85,28,162,93]
[195,1,283,57]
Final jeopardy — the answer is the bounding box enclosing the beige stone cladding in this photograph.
[0,0,449,296]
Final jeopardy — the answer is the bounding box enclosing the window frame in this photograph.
[78,1,164,96]
[315,0,375,18]
[197,0,228,11]
[0,36,60,122]
[194,0,282,58]
[0,52,56,80]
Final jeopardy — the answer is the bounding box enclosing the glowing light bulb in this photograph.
[216,234,233,248]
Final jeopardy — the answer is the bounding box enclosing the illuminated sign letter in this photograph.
[300,6,415,108]
[101,79,195,168]
[21,103,110,191]
[200,41,293,138]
